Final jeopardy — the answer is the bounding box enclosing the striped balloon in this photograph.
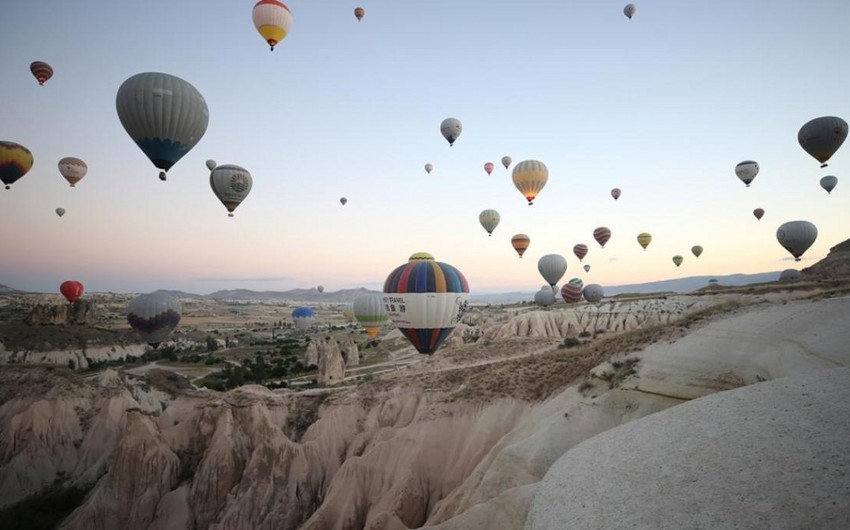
[30,61,53,85]
[637,232,652,250]
[479,209,500,236]
[573,244,588,262]
[253,0,293,51]
[561,278,584,304]
[0,141,34,189]
[593,227,612,248]
[512,160,548,205]
[116,72,209,181]
[383,254,470,355]
[511,234,530,258]
[353,293,388,338]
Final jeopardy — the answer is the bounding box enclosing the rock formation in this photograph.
[303,341,318,367]
[342,338,359,366]
[317,339,345,385]
[24,300,96,326]
[802,237,850,278]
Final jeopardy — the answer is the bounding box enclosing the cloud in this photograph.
[607,257,619,264]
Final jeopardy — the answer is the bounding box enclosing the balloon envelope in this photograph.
[0,141,34,189]
[593,227,612,248]
[511,234,530,258]
[573,244,588,261]
[501,156,512,169]
[424,163,433,174]
[735,161,759,187]
[583,264,591,273]
[116,72,209,180]
[776,220,817,261]
[583,284,604,303]
[534,288,556,307]
[340,197,347,205]
[383,254,470,355]
[55,208,65,217]
[317,285,324,293]
[60,281,84,304]
[253,0,293,50]
[205,159,217,171]
[691,245,703,258]
[624,4,636,19]
[292,306,316,330]
[798,116,848,167]
[353,293,388,338]
[479,209,500,236]
[354,7,365,21]
[127,292,182,347]
[753,208,765,220]
[561,278,584,304]
[58,157,87,187]
[672,255,684,267]
[779,269,802,281]
[820,175,838,194]
[611,188,621,200]
[637,232,652,250]
[210,164,252,216]
[512,160,548,205]
[538,254,568,287]
[484,162,494,175]
[440,118,462,146]
[30,61,53,85]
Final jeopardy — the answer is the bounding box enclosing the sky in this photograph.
[2,1,850,295]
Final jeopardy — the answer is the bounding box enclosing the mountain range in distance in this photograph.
[0,271,788,305]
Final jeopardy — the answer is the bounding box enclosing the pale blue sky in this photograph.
[2,1,849,294]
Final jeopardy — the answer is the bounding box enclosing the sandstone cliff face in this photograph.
[303,341,319,367]
[25,300,97,326]
[802,237,850,278]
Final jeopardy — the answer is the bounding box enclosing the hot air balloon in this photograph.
[210,164,252,217]
[820,175,838,194]
[583,264,591,273]
[735,161,759,187]
[583,284,604,303]
[538,254,567,288]
[753,208,765,220]
[253,0,293,51]
[501,156,512,169]
[534,287,556,307]
[484,162,494,175]
[573,244,588,262]
[30,61,53,86]
[127,292,183,348]
[60,281,84,304]
[478,209,500,236]
[779,269,802,281]
[354,7,365,21]
[637,232,652,250]
[511,234,530,258]
[292,306,316,330]
[798,116,848,168]
[593,227,611,248]
[440,118,462,146]
[205,159,217,171]
[776,220,817,261]
[340,197,348,205]
[383,253,470,355]
[317,285,325,293]
[672,255,684,267]
[561,278,584,304]
[424,163,433,174]
[611,188,621,201]
[55,208,65,217]
[691,245,703,258]
[623,4,636,19]
[512,160,548,205]
[353,293,388,338]
[57,157,87,187]
[0,141,34,190]
[116,72,209,181]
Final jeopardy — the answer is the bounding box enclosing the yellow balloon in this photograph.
[637,232,652,250]
[512,160,548,205]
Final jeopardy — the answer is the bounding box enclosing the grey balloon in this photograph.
[534,288,556,307]
[583,284,604,303]
[116,72,209,180]
[210,164,252,217]
[776,220,817,261]
[819,175,838,194]
[55,208,65,217]
[798,116,848,168]
[538,254,568,287]
[778,269,802,281]
[440,118,462,146]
